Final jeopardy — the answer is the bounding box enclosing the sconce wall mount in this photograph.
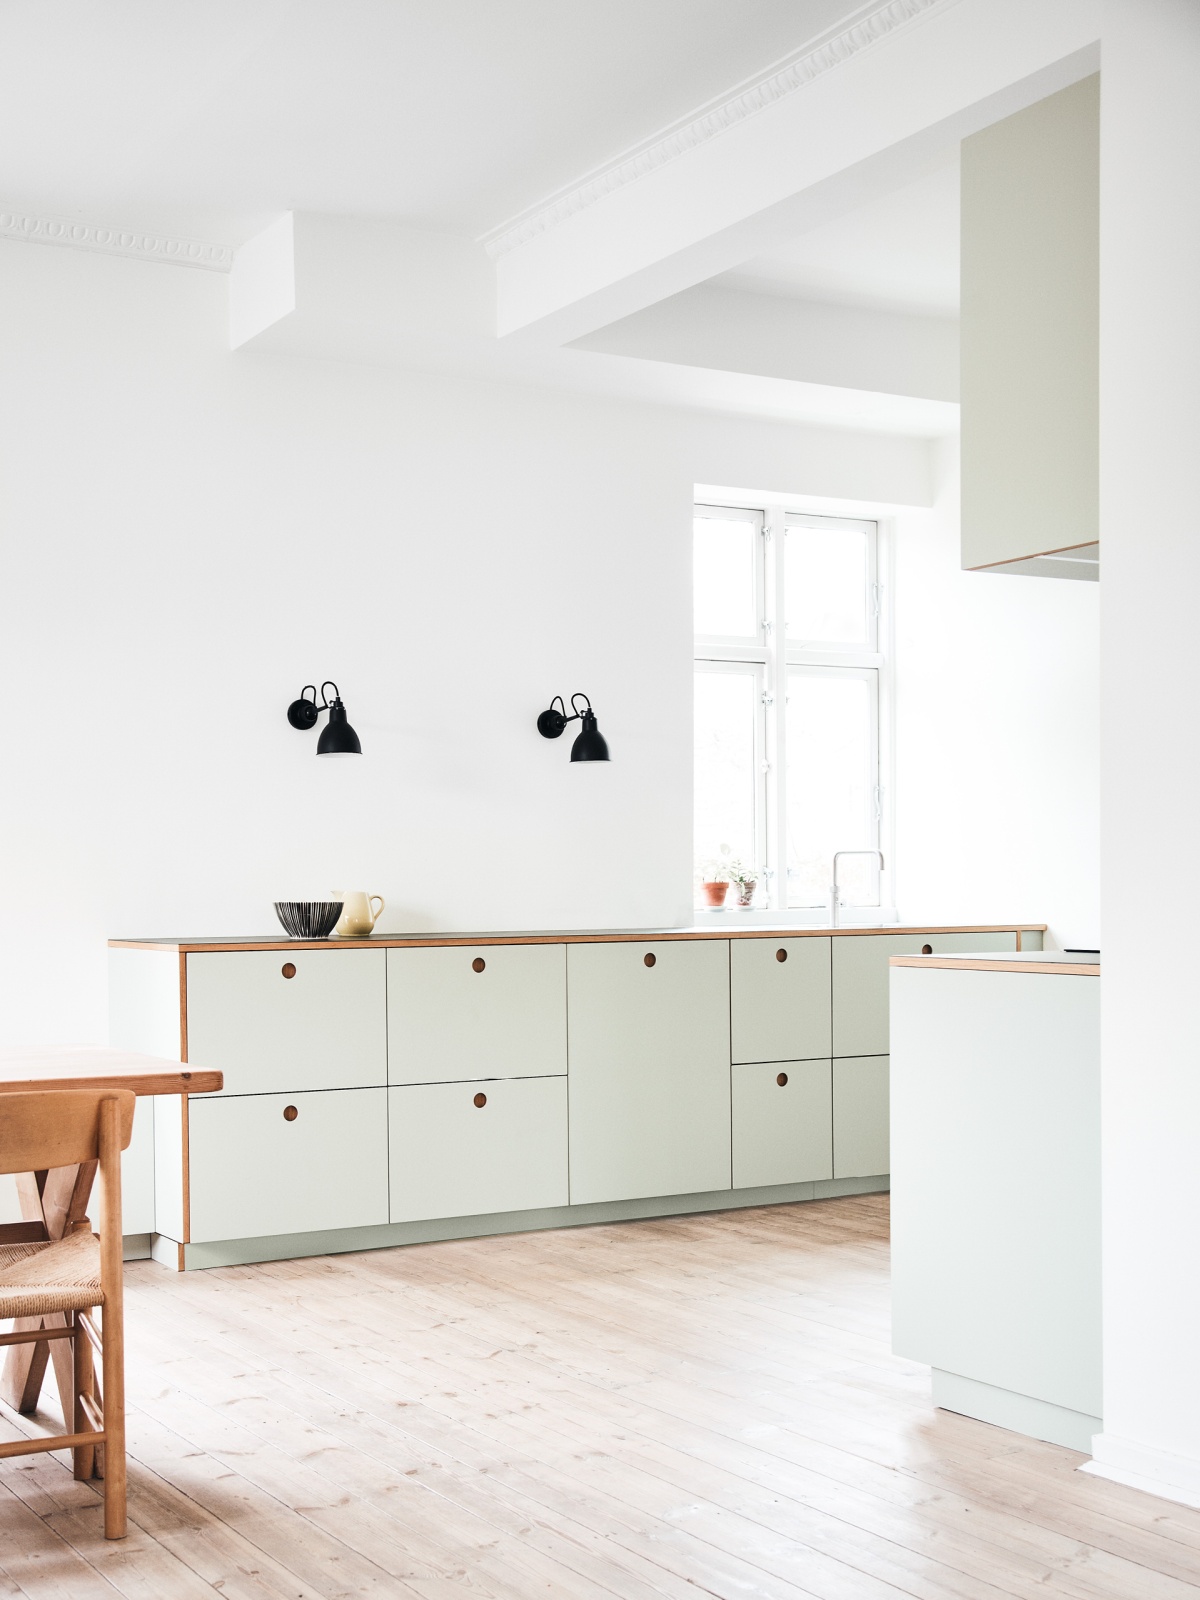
[287,681,362,756]
[537,693,610,762]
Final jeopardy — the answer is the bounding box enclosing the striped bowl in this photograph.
[273,900,344,939]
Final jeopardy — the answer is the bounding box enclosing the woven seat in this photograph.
[0,1228,103,1319]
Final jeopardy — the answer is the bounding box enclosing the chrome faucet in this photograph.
[828,850,885,927]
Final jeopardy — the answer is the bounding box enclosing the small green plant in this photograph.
[702,845,757,887]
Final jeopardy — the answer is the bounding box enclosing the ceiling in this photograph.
[0,0,862,246]
[715,160,961,319]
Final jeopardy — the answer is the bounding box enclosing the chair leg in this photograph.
[71,1312,96,1482]
[100,1305,126,1539]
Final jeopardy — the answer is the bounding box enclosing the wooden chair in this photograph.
[0,1088,134,1538]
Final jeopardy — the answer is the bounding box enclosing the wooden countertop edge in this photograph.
[0,1069,224,1095]
[890,956,1098,976]
[109,923,1049,954]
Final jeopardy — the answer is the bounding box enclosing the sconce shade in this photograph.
[570,710,609,762]
[317,698,362,756]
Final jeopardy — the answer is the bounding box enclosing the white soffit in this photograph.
[715,159,961,318]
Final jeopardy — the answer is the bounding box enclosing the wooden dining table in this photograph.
[0,1046,222,1416]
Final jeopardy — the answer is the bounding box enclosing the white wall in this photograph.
[0,235,930,1046]
[893,440,1100,949]
[1087,0,1200,1507]
[0,232,1103,1055]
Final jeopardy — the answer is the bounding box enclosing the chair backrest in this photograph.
[0,1089,135,1176]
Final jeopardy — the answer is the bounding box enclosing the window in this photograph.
[693,503,888,910]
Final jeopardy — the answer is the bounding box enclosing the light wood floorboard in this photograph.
[2,1195,1199,1599]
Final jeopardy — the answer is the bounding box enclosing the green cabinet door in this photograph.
[567,939,731,1205]
[730,936,831,1064]
[832,931,1017,1059]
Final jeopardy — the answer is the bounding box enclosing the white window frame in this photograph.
[694,501,893,915]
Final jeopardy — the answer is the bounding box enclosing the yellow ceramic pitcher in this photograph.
[332,891,385,937]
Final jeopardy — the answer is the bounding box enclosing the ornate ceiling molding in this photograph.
[0,209,232,271]
[482,0,955,260]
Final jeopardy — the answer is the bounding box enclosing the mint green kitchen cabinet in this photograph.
[186,948,387,1096]
[566,940,731,1205]
[833,1056,891,1178]
[730,936,831,1064]
[389,1075,568,1221]
[386,943,566,1084]
[832,932,1018,1059]
[108,923,1042,1267]
[187,1087,389,1243]
[732,1060,833,1187]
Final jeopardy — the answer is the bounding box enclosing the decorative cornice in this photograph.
[482,0,955,259]
[0,209,232,272]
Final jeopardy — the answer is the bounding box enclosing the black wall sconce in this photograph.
[536,693,609,762]
[286,681,362,755]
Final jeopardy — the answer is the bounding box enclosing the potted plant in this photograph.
[699,875,729,908]
[727,861,758,908]
[698,847,760,909]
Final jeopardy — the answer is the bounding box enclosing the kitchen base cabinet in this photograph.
[109,922,1040,1267]
[833,1056,890,1178]
[732,1060,833,1188]
[731,937,832,1064]
[891,960,1100,1449]
[186,949,387,1096]
[187,1088,389,1243]
[390,1076,568,1222]
[833,932,1018,1058]
[386,944,566,1084]
[567,940,731,1205]
[122,1096,155,1236]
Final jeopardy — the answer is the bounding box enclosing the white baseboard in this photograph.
[1082,1434,1200,1508]
[932,1369,1100,1453]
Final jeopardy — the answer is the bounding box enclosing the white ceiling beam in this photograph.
[494,0,1101,345]
[573,283,958,403]
[227,212,954,441]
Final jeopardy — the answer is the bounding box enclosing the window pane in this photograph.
[785,524,869,645]
[694,669,757,882]
[785,670,876,908]
[694,516,757,637]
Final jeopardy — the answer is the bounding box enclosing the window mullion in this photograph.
[764,506,788,911]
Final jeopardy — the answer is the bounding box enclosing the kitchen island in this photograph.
[109,922,1043,1270]
[890,948,1100,1451]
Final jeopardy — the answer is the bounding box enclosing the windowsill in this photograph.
[690,906,900,928]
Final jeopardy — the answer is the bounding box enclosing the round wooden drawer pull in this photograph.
[472,957,486,973]
[644,952,656,967]
[473,1092,487,1108]
[776,1072,789,1087]
[281,962,296,979]
[921,944,933,955]
[775,948,788,963]
[283,1105,298,1121]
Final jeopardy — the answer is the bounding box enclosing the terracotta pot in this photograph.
[700,880,729,907]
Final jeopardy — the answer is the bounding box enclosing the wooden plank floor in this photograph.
[3,1194,1200,1598]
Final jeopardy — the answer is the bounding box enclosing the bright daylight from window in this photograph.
[693,503,886,911]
